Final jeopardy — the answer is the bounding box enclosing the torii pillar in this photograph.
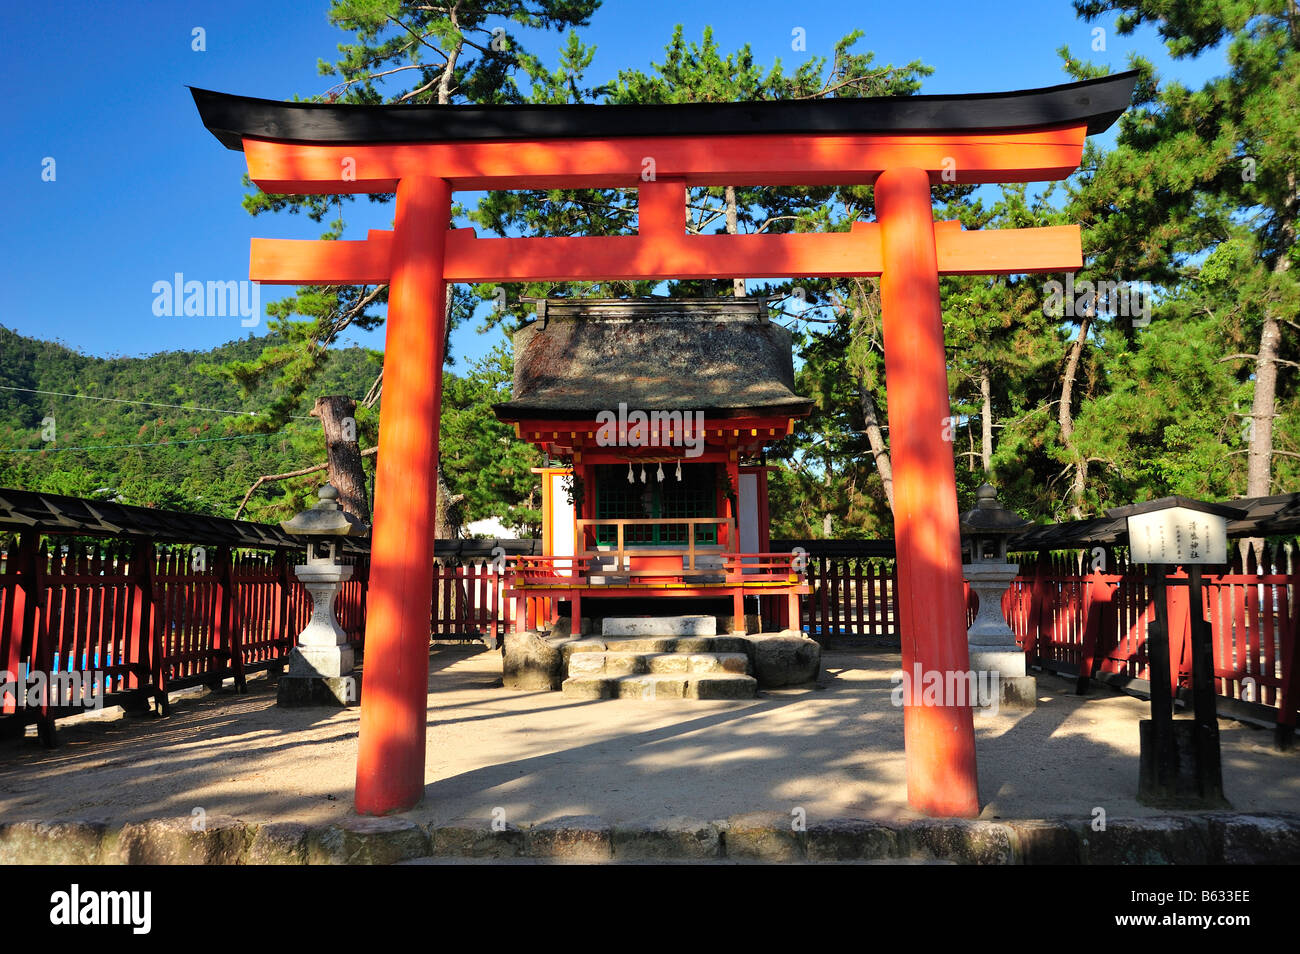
[353,176,451,812]
[877,168,978,815]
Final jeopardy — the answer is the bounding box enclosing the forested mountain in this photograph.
[0,326,382,522]
[0,326,544,533]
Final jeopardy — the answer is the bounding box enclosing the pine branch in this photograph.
[235,447,378,519]
[1227,449,1300,459]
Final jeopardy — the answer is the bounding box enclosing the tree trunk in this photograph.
[1246,319,1281,498]
[1059,316,1091,519]
[311,395,370,523]
[724,185,745,297]
[858,386,895,510]
[437,33,462,106]
[980,366,993,476]
[435,466,464,542]
[1247,207,1292,497]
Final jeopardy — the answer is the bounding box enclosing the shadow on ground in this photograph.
[0,645,1295,829]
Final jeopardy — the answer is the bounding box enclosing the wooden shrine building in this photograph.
[493,297,812,635]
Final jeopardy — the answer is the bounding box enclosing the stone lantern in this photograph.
[959,484,1036,710]
[278,483,367,706]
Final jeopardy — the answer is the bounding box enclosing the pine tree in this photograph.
[210,1,600,530]
[1064,0,1299,501]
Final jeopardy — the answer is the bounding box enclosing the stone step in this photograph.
[565,635,749,656]
[561,673,757,701]
[567,651,750,677]
[601,615,717,638]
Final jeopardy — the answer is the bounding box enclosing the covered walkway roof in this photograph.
[0,486,540,558]
[1007,492,1300,551]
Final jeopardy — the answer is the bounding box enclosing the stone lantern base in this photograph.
[967,649,1037,710]
[287,642,355,679]
[964,561,1037,711]
[278,670,361,708]
[277,563,361,708]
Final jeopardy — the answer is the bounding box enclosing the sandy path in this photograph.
[1,646,1296,828]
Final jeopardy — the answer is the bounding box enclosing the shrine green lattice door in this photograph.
[593,463,717,546]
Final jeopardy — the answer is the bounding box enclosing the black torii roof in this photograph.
[191,72,1139,151]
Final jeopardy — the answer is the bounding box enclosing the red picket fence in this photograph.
[432,562,509,643]
[796,555,978,639]
[4,524,1295,740]
[1003,547,1299,729]
[799,556,902,638]
[0,534,369,732]
[0,528,517,735]
[797,545,1299,733]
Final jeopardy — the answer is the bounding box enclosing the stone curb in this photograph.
[3,812,1299,864]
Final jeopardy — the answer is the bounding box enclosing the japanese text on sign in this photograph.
[1126,508,1228,566]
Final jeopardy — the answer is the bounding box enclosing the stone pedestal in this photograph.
[278,672,361,707]
[503,630,566,690]
[964,561,1036,710]
[278,563,359,707]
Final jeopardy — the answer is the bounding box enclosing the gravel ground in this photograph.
[1,646,1296,829]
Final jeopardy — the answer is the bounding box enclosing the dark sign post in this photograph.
[1186,562,1225,800]
[1144,566,1178,801]
[1109,497,1245,808]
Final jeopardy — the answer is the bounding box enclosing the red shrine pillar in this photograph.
[726,452,744,634]
[875,167,980,817]
[355,175,451,815]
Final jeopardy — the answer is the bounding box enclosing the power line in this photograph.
[0,385,315,420]
[1,433,289,454]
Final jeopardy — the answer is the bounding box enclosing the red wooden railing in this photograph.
[4,528,1296,739]
[508,552,803,583]
[795,547,1299,733]
[0,535,369,729]
[505,552,808,634]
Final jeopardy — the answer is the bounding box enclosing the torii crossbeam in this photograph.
[194,71,1136,818]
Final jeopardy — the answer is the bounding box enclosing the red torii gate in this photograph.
[194,72,1135,818]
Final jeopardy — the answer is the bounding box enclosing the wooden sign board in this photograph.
[1126,507,1228,565]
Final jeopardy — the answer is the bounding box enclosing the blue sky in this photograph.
[1,0,1226,374]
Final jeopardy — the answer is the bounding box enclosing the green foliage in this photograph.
[440,345,543,533]
[1058,0,1299,503]
[0,326,381,523]
[769,4,1297,532]
[216,1,603,433]
[767,298,892,539]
